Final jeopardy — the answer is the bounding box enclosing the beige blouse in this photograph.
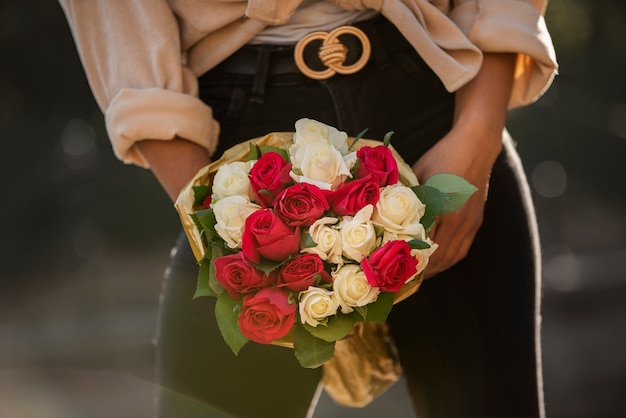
[59,0,558,167]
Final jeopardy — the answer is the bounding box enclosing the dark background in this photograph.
[1,1,625,417]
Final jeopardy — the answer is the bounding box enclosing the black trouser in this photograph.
[156,15,543,418]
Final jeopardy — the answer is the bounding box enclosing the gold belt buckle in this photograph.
[294,26,371,80]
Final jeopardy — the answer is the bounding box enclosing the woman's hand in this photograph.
[413,126,501,278]
[414,52,517,279]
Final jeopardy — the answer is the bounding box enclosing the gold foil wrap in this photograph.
[174,132,425,407]
[322,322,402,407]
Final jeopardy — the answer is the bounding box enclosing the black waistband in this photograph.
[208,15,413,77]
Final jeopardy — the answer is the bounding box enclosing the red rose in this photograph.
[356,145,399,186]
[238,287,296,344]
[361,240,418,292]
[249,152,293,207]
[277,253,331,292]
[202,195,212,209]
[214,252,277,299]
[273,183,330,227]
[242,209,301,264]
[329,175,380,216]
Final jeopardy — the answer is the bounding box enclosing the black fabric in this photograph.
[209,15,412,77]
[156,15,542,418]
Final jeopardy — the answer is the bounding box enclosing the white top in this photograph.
[251,0,378,45]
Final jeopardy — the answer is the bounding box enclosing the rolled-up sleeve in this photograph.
[450,0,558,107]
[59,0,219,167]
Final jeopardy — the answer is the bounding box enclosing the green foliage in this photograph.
[348,128,369,151]
[363,292,395,323]
[208,246,227,296]
[302,315,355,342]
[215,293,248,355]
[411,185,449,231]
[253,256,289,275]
[248,142,291,162]
[425,173,478,214]
[193,257,216,298]
[412,174,477,231]
[351,306,368,321]
[247,143,261,161]
[383,131,395,147]
[192,185,211,206]
[407,239,431,250]
[259,146,290,162]
[194,209,219,242]
[293,324,336,368]
[300,233,318,249]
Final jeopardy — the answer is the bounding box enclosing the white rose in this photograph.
[294,118,349,155]
[211,161,254,201]
[382,230,438,275]
[289,140,351,190]
[373,184,426,235]
[299,286,339,327]
[212,195,261,249]
[412,238,439,274]
[343,151,358,172]
[332,264,380,314]
[301,217,343,265]
[337,205,377,262]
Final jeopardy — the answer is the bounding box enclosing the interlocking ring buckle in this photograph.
[294,26,371,80]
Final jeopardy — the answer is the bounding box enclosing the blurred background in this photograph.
[1,1,624,417]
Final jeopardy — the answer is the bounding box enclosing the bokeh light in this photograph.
[531,160,568,198]
[61,118,98,170]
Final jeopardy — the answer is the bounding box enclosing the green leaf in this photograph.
[254,257,289,275]
[407,239,431,250]
[292,324,336,368]
[194,257,216,299]
[248,143,261,161]
[192,185,212,206]
[364,292,395,323]
[411,184,450,231]
[425,173,478,214]
[190,213,210,250]
[215,293,248,355]
[383,131,395,147]
[194,209,219,242]
[348,128,369,151]
[302,315,354,342]
[300,233,318,249]
[352,306,367,321]
[208,245,226,296]
[259,146,290,162]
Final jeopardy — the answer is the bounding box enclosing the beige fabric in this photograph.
[59,0,558,167]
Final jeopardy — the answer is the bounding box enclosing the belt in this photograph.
[210,15,412,79]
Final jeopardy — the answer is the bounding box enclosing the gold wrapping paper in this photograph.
[174,131,425,407]
[322,322,402,407]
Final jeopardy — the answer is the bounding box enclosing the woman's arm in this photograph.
[58,0,217,168]
[412,52,517,278]
[136,137,212,202]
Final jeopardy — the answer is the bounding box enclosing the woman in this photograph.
[59,1,557,416]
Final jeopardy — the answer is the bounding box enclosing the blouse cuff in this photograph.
[451,0,558,107]
[105,88,219,167]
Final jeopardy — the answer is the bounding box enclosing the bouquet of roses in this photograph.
[175,118,476,369]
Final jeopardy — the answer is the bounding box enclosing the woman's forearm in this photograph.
[452,52,517,159]
[136,137,212,202]
[411,52,517,277]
